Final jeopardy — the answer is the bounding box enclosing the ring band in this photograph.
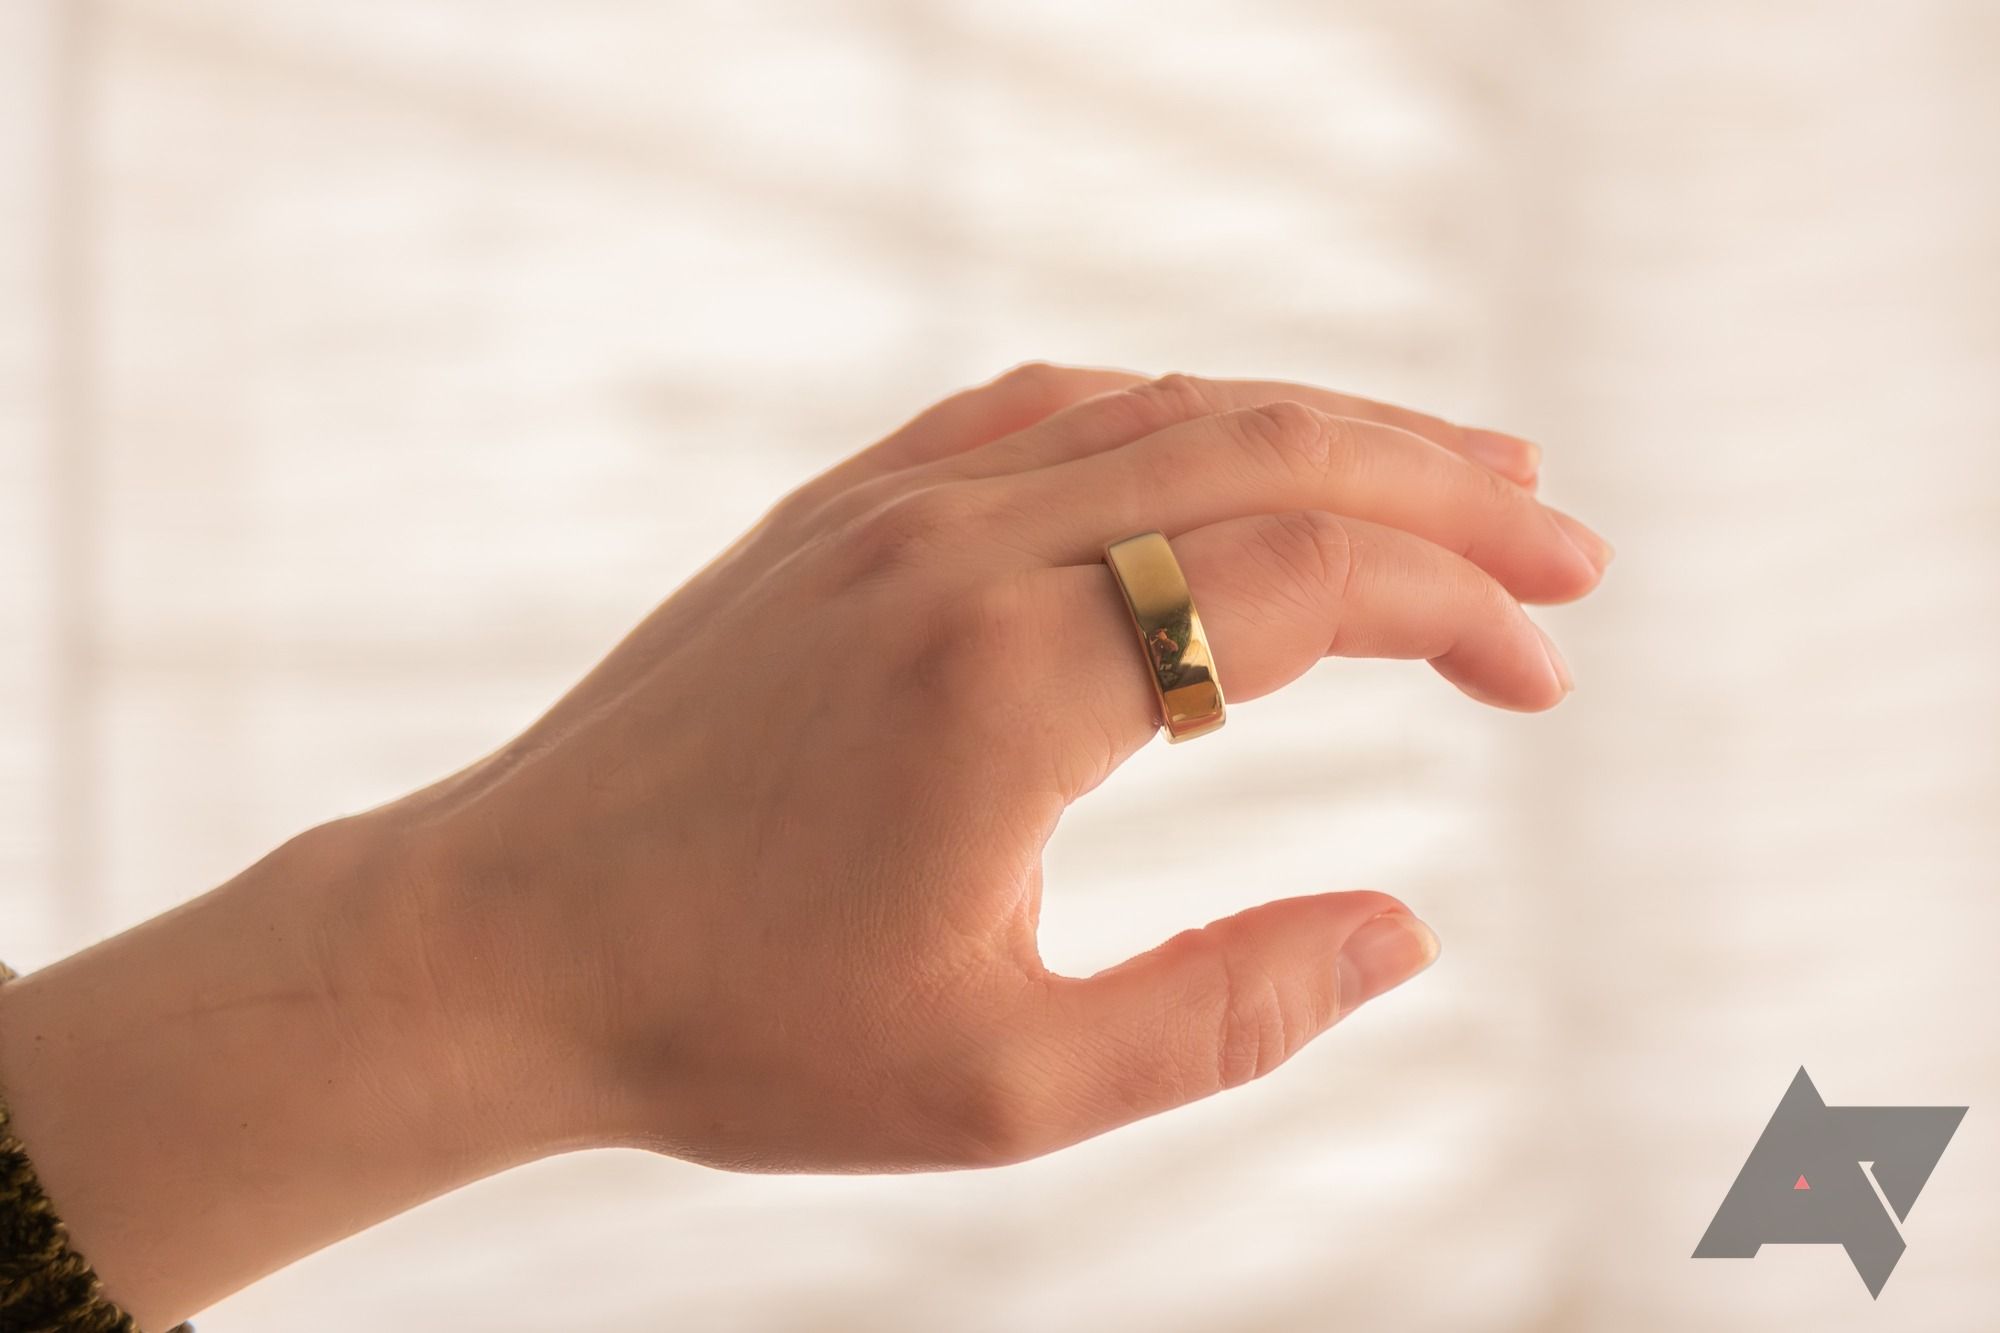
[1102,531,1226,743]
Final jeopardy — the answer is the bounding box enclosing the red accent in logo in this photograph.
[1794,1175,1810,1191]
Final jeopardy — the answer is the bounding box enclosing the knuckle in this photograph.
[844,485,981,574]
[1256,509,1355,604]
[989,359,1072,411]
[953,573,1036,639]
[1212,945,1294,1091]
[1130,371,1216,423]
[1232,401,1338,481]
[907,574,1038,700]
[1079,372,1217,444]
[1140,371,1213,408]
[761,480,828,535]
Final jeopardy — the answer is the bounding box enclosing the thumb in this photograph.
[1027,892,1439,1151]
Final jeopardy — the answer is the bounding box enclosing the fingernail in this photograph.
[1336,912,1440,1017]
[1548,508,1615,572]
[1532,621,1574,695]
[1461,428,1540,483]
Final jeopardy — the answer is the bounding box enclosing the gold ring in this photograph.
[1102,531,1226,743]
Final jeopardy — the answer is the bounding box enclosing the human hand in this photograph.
[0,366,1609,1327]
[386,363,1611,1171]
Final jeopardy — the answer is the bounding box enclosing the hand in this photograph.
[393,364,1609,1170]
[0,365,1610,1326]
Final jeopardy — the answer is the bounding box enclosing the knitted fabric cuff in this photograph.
[0,961,190,1333]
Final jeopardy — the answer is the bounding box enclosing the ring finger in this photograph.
[1032,509,1570,795]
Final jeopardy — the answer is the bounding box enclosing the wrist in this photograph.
[305,810,614,1160]
[341,791,637,1155]
[0,813,593,1327]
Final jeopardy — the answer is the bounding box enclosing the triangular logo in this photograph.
[1696,1067,1967,1296]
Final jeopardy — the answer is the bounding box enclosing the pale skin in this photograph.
[0,366,1611,1329]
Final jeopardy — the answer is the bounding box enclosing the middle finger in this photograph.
[974,401,1609,603]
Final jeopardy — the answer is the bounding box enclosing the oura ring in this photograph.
[1101,531,1226,743]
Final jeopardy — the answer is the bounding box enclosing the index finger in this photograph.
[941,371,1541,490]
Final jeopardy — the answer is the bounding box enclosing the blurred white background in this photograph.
[4,1,1998,1329]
